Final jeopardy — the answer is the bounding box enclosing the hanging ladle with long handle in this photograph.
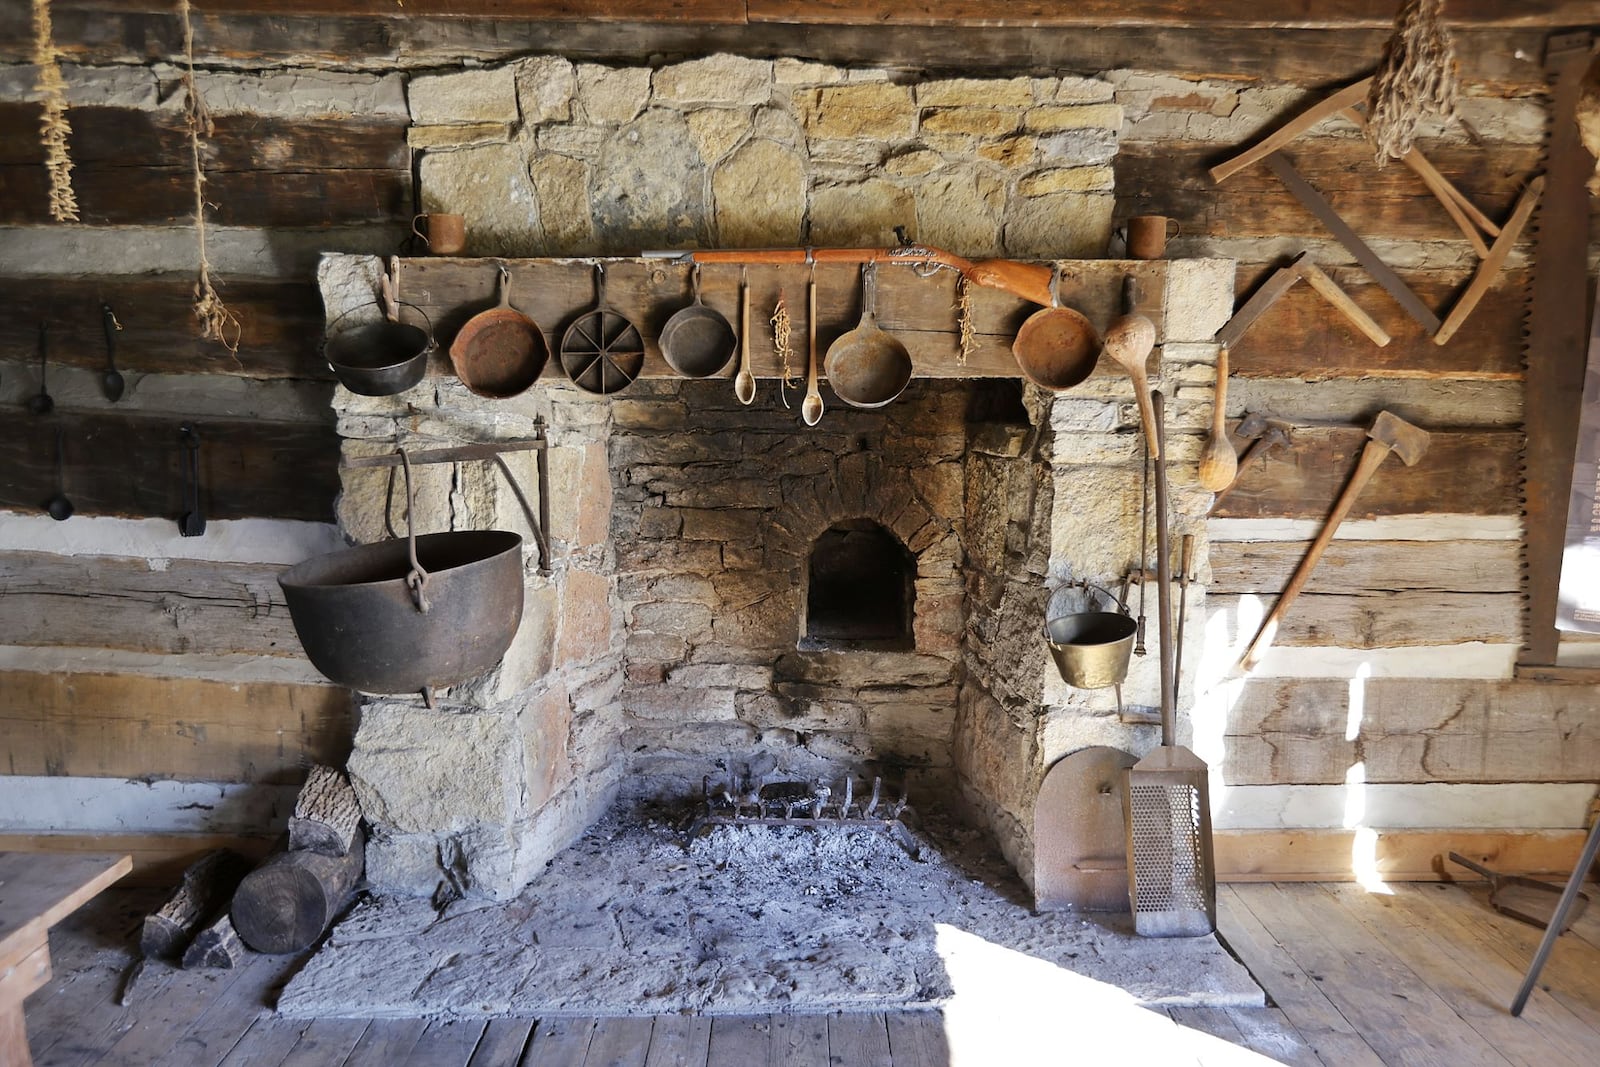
[734,267,756,405]
[101,303,125,403]
[29,323,54,416]
[46,424,73,521]
[1102,278,1159,459]
[801,266,823,426]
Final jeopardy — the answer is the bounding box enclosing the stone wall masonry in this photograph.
[321,255,626,900]
[408,54,1119,259]
[609,379,969,802]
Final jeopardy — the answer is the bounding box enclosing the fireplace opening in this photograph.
[801,519,914,651]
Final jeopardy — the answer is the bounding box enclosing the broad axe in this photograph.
[1237,410,1431,672]
[1208,411,1294,515]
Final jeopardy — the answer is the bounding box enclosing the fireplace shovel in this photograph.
[1121,362,1216,938]
[1448,852,1591,931]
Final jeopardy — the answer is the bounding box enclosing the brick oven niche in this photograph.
[802,519,915,651]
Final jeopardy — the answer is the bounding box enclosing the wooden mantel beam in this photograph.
[49,0,1600,29]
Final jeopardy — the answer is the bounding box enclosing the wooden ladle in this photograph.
[1102,311,1159,457]
[1197,344,1237,491]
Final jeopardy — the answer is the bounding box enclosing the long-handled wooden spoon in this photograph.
[733,268,755,405]
[801,268,823,426]
[1102,310,1158,457]
[1197,343,1236,490]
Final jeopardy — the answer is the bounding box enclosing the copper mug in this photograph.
[412,212,466,255]
[1126,215,1181,260]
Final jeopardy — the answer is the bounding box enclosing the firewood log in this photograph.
[139,848,251,959]
[230,827,364,954]
[288,765,364,857]
[181,912,251,970]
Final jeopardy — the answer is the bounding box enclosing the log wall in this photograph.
[0,6,1594,879]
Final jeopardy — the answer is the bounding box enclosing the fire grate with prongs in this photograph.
[682,775,925,859]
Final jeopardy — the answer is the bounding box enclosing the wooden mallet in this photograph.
[1237,410,1431,672]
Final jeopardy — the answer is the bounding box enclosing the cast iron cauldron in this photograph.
[278,452,525,704]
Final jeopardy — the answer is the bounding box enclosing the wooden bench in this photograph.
[0,852,132,1067]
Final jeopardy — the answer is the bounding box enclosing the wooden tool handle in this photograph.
[965,258,1054,307]
[1238,437,1393,671]
[1211,345,1229,439]
[1209,77,1372,184]
[1179,532,1195,581]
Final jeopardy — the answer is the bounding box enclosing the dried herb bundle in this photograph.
[32,0,78,222]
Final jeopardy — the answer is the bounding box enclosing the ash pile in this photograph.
[682,771,925,859]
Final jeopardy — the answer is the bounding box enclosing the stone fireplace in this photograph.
[318,253,1231,903]
[310,51,1234,904]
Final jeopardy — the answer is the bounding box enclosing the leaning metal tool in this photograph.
[1264,153,1442,335]
[1512,815,1600,1016]
[1447,851,1590,931]
[1125,391,1216,938]
[1238,410,1432,672]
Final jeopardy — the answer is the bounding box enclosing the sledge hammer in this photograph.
[1238,410,1431,672]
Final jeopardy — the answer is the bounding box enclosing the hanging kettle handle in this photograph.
[395,449,430,613]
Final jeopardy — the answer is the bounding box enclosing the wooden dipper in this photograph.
[1197,344,1237,491]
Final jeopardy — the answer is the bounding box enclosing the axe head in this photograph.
[1368,410,1431,465]
[1236,410,1273,439]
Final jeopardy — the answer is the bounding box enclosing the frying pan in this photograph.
[1448,851,1591,931]
[1012,266,1100,391]
[824,262,912,409]
[560,265,646,395]
[448,266,548,399]
[659,264,737,378]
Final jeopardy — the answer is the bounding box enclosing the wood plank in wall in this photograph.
[1208,426,1521,519]
[397,256,1169,381]
[1225,264,1527,382]
[746,0,1594,28]
[0,276,333,382]
[1214,676,1600,786]
[0,834,277,887]
[1214,828,1590,882]
[1206,591,1521,647]
[0,17,1550,87]
[1117,139,1543,246]
[1208,539,1522,594]
[0,106,409,171]
[0,552,303,658]
[0,670,353,784]
[0,412,338,522]
[0,165,407,228]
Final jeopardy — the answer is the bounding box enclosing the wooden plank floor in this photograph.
[23,883,1600,1065]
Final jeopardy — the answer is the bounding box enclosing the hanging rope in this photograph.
[1366,0,1460,164]
[178,0,240,353]
[32,0,78,222]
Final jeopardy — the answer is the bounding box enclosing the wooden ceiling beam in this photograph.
[48,0,1600,29]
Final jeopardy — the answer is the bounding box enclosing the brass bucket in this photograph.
[1045,583,1136,690]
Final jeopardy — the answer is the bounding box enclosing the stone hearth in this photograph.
[317,253,1231,903]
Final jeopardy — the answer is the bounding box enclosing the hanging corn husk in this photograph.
[179,0,240,353]
[32,0,78,222]
[955,274,975,367]
[1366,0,1460,164]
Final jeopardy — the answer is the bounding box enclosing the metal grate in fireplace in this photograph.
[800,519,914,651]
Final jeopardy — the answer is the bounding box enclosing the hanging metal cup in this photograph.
[1045,582,1137,689]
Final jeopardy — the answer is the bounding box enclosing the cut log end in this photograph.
[231,828,364,955]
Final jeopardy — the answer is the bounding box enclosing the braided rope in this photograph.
[179,0,241,353]
[1366,0,1461,164]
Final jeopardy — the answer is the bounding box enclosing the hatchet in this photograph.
[1238,410,1431,672]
